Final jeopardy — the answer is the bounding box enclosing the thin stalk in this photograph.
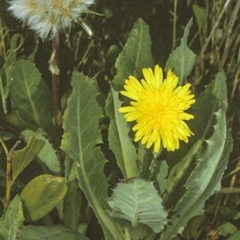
[50,34,60,130]
[137,143,145,176]
[0,138,9,209]
[198,0,232,60]
[0,23,8,113]
[49,33,64,172]
[0,75,7,114]
[172,0,177,51]
[124,227,131,240]
[0,139,20,209]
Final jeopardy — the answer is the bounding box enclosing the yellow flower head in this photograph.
[8,0,94,39]
[119,65,196,153]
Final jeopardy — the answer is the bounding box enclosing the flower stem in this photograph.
[0,139,20,209]
[124,227,131,240]
[172,0,177,51]
[49,34,64,172]
[137,143,145,175]
[0,75,7,114]
[51,35,60,127]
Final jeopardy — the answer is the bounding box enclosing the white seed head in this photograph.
[8,0,94,39]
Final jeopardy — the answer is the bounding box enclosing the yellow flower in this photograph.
[119,65,196,153]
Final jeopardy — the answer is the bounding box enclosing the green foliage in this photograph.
[21,129,61,174]
[156,160,169,195]
[219,222,237,237]
[12,136,45,182]
[192,4,206,30]
[0,33,24,113]
[63,160,83,231]
[10,59,54,131]
[112,18,154,90]
[61,72,124,240]
[226,230,240,240]
[165,72,230,202]
[20,174,67,222]
[19,225,89,240]
[0,195,24,240]
[0,34,24,75]
[106,18,154,179]
[165,18,196,84]
[107,178,167,234]
[106,89,138,179]
[162,72,232,239]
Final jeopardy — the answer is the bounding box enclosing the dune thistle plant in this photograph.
[0,2,233,240]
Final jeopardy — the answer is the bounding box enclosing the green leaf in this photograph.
[112,18,154,90]
[107,18,153,178]
[106,89,138,178]
[226,230,240,240]
[20,174,68,222]
[219,222,237,237]
[107,178,167,234]
[105,45,120,69]
[165,18,196,84]
[19,225,89,240]
[162,72,233,240]
[192,4,206,30]
[0,34,24,113]
[10,59,53,130]
[183,215,207,239]
[0,34,24,95]
[3,110,38,132]
[61,72,124,240]
[138,148,155,179]
[0,127,16,141]
[63,160,83,231]
[21,129,61,174]
[156,160,169,195]
[165,72,228,205]
[2,34,24,69]
[0,195,24,240]
[12,136,45,182]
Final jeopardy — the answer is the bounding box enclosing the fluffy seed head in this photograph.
[8,0,94,39]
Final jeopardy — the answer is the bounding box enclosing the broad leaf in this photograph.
[112,18,154,90]
[219,222,237,237]
[61,72,124,240]
[0,195,24,240]
[165,72,228,205]
[20,174,67,222]
[108,18,154,178]
[10,59,53,130]
[21,129,61,174]
[106,89,137,178]
[165,18,196,84]
[192,4,206,30]
[63,160,83,231]
[19,225,89,240]
[226,230,240,240]
[12,136,45,182]
[3,110,38,132]
[107,178,167,234]
[156,160,169,195]
[162,72,232,240]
